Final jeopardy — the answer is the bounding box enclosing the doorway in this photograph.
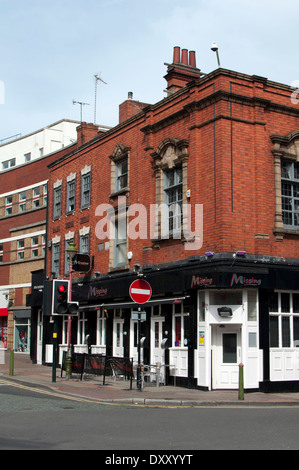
[212,325,241,389]
[150,316,165,383]
[113,318,124,357]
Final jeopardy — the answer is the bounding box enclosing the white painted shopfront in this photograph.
[196,289,260,390]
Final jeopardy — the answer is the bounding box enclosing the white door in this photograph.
[113,319,124,357]
[150,316,165,383]
[212,326,241,389]
[37,310,43,364]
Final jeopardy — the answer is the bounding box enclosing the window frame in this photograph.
[81,171,91,209]
[66,179,76,214]
[53,186,62,219]
[164,166,183,237]
[173,303,189,348]
[281,159,299,229]
[269,292,299,348]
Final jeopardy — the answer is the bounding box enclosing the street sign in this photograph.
[72,254,91,273]
[132,311,146,321]
[129,279,152,304]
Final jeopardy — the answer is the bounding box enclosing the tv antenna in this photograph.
[72,100,90,123]
[94,74,107,124]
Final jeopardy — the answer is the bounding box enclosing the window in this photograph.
[33,187,40,208]
[164,167,183,236]
[53,187,61,219]
[115,158,128,192]
[81,172,91,208]
[31,236,39,257]
[65,238,74,273]
[0,243,3,262]
[5,195,12,215]
[77,313,87,345]
[173,303,189,347]
[43,184,47,206]
[97,311,106,346]
[24,152,31,163]
[17,239,25,260]
[2,158,15,170]
[113,212,127,267]
[269,292,299,348]
[110,143,130,197]
[52,243,60,278]
[80,234,89,254]
[19,191,26,212]
[67,180,75,213]
[281,159,299,228]
[151,138,189,241]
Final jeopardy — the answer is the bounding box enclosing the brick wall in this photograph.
[47,68,299,279]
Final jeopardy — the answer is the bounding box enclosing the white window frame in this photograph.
[269,292,299,348]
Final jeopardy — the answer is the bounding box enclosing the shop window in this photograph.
[173,303,189,347]
[77,313,87,345]
[116,323,121,347]
[269,292,299,348]
[0,316,8,347]
[248,290,258,321]
[14,318,30,352]
[210,291,242,306]
[62,317,68,344]
[97,311,106,346]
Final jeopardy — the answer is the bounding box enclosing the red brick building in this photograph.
[40,47,299,391]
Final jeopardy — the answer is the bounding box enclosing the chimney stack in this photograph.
[164,46,202,95]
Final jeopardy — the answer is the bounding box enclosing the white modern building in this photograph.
[0,119,79,171]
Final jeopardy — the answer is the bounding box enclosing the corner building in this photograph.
[43,47,299,392]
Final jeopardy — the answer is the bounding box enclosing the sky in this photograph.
[0,0,298,141]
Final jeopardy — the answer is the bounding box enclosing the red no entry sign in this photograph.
[129,279,152,304]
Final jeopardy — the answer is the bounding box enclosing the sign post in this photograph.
[129,279,152,391]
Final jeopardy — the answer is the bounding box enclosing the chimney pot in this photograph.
[189,50,196,67]
[181,49,188,65]
[173,46,181,63]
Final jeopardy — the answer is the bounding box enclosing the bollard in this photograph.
[238,363,244,400]
[9,349,14,376]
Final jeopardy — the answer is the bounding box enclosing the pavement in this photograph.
[2,351,299,407]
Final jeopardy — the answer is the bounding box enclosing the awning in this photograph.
[79,296,187,312]
[0,308,8,317]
